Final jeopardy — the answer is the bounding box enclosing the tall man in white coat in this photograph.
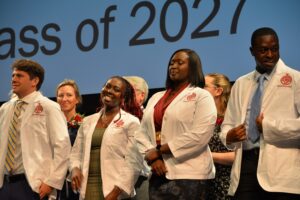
[220,27,300,199]
[0,59,71,199]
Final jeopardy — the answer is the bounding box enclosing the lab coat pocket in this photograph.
[175,101,195,123]
[265,147,300,179]
[25,115,49,145]
[104,142,126,160]
[264,86,294,114]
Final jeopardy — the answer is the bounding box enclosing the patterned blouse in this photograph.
[207,116,233,200]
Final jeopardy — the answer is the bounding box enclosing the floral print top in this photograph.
[67,113,83,146]
[207,116,233,200]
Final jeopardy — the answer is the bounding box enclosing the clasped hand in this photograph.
[145,148,167,176]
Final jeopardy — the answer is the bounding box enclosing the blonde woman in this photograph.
[204,73,234,200]
[56,79,83,146]
[56,79,83,200]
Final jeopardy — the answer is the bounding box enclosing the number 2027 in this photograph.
[129,0,246,46]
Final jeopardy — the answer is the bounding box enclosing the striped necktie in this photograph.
[5,100,25,173]
[248,75,265,143]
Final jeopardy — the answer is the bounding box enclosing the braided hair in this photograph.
[98,76,143,120]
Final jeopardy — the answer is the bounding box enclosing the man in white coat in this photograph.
[220,27,300,199]
[0,59,71,199]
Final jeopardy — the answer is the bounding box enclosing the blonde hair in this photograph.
[56,79,82,104]
[123,76,149,103]
[206,73,231,109]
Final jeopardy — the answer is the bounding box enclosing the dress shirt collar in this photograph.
[17,91,40,104]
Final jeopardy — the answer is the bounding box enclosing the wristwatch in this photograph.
[146,145,163,166]
[156,144,162,155]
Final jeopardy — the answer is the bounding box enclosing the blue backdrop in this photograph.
[1,0,300,102]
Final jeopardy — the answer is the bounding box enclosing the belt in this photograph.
[4,173,26,183]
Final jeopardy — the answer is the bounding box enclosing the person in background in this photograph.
[70,76,143,200]
[56,79,83,146]
[135,48,217,200]
[220,27,300,199]
[204,73,234,200]
[124,75,150,200]
[56,79,84,200]
[123,76,149,110]
[0,59,71,200]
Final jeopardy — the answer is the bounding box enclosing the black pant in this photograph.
[57,179,79,200]
[234,148,300,200]
[0,174,43,200]
[149,174,207,200]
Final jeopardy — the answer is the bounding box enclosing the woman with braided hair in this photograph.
[69,76,143,200]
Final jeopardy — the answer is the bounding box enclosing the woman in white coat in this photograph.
[135,49,217,200]
[69,76,143,200]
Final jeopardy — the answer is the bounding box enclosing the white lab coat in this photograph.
[69,109,142,200]
[220,59,300,195]
[135,86,217,180]
[0,91,71,199]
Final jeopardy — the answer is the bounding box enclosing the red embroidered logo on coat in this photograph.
[280,73,292,87]
[186,92,196,101]
[34,103,43,114]
[115,119,124,127]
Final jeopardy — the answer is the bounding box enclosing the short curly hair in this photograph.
[11,59,45,90]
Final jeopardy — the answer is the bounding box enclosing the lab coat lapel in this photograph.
[262,60,286,109]
[166,86,192,110]
[20,94,44,129]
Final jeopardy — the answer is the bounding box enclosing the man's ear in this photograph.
[250,46,254,56]
[32,77,39,88]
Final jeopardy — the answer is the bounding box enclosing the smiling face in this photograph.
[57,85,79,113]
[168,51,190,85]
[11,69,38,98]
[250,34,280,73]
[101,77,125,109]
